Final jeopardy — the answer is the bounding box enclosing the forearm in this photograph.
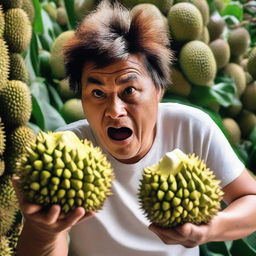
[210,195,256,241]
[16,221,68,256]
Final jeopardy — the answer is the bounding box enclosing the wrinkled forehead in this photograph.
[81,54,148,80]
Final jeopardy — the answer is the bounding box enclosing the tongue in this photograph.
[108,127,132,141]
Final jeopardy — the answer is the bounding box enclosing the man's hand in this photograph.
[148,222,211,248]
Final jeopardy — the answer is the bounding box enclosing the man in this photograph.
[16,1,256,256]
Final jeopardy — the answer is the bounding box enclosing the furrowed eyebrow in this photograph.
[117,74,138,84]
[87,77,103,85]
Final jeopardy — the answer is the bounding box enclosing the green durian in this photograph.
[5,125,36,175]
[138,149,223,227]
[0,80,32,128]
[0,157,5,176]
[179,40,216,86]
[0,38,10,88]
[0,5,4,38]
[4,8,32,53]
[9,53,29,83]
[22,0,35,23]
[247,47,256,80]
[0,236,12,256]
[6,219,23,254]
[0,119,5,155]
[0,176,18,211]
[19,131,114,214]
[0,208,16,236]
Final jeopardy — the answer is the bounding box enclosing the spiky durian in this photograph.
[60,98,85,123]
[247,47,256,80]
[0,38,10,88]
[228,28,250,59]
[0,5,4,38]
[224,63,246,96]
[0,157,5,176]
[22,0,35,23]
[209,39,230,69]
[138,149,223,227]
[167,3,203,42]
[5,125,36,175]
[50,30,74,79]
[19,131,114,214]
[0,208,16,236]
[0,236,12,256]
[9,53,29,83]
[179,40,217,86]
[4,8,32,53]
[0,176,18,211]
[0,0,22,10]
[0,119,5,155]
[0,80,32,128]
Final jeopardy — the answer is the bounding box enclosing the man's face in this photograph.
[81,54,162,164]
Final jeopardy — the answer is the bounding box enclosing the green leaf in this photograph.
[30,79,66,131]
[64,0,76,30]
[47,83,64,110]
[249,126,256,144]
[242,232,256,253]
[32,0,44,33]
[28,122,42,135]
[30,32,41,77]
[200,243,230,256]
[205,241,232,256]
[221,1,243,21]
[231,238,256,256]
[222,15,240,25]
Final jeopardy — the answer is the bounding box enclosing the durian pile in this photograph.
[139,149,223,227]
[18,130,114,214]
[0,0,35,254]
[114,0,256,166]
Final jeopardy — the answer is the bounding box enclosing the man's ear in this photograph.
[157,88,165,102]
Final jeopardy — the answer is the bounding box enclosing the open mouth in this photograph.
[107,127,133,141]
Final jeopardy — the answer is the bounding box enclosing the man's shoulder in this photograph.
[56,119,90,140]
[159,102,212,123]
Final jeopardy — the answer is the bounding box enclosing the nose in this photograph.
[105,95,127,119]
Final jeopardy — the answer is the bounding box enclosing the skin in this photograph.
[15,54,256,256]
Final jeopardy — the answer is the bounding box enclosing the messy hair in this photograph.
[64,0,172,93]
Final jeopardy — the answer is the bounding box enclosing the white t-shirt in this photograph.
[57,103,244,256]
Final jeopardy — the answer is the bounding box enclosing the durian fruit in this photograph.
[197,26,209,44]
[57,79,76,101]
[247,47,256,80]
[0,119,5,155]
[19,131,114,213]
[0,38,10,88]
[56,7,68,27]
[222,118,241,145]
[4,8,32,53]
[5,125,36,175]
[238,110,256,139]
[75,0,97,21]
[224,99,242,118]
[0,0,23,10]
[50,30,75,79]
[0,80,32,128]
[60,98,85,123]
[241,82,256,113]
[9,53,29,83]
[22,0,35,23]
[209,39,230,69]
[138,149,223,227]
[166,68,191,97]
[207,14,225,42]
[6,222,23,254]
[228,28,250,60]
[43,2,58,21]
[0,208,16,236]
[224,63,246,96]
[0,176,18,211]
[0,157,5,176]
[0,5,4,38]
[0,236,12,256]
[179,40,216,86]
[167,3,203,42]
[139,0,174,15]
